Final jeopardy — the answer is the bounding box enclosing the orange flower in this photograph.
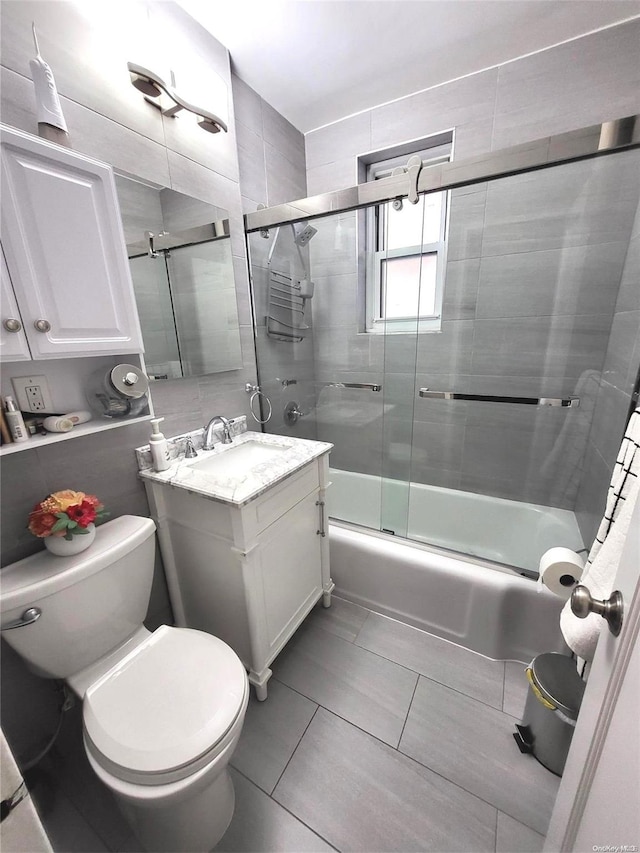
[41,490,86,513]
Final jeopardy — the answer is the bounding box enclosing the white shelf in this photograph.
[0,415,153,455]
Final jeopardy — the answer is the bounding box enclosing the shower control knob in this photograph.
[34,318,51,333]
[284,401,304,426]
[3,318,22,333]
[570,585,624,636]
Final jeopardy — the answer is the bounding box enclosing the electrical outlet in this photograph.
[11,375,55,413]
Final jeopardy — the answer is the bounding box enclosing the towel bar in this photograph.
[321,382,382,392]
[418,390,580,407]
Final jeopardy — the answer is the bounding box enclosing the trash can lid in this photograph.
[530,653,586,720]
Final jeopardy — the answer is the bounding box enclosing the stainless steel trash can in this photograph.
[513,652,585,776]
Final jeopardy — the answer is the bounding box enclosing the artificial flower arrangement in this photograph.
[28,490,108,540]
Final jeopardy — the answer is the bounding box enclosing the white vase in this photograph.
[44,523,96,556]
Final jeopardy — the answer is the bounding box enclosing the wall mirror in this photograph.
[115,175,242,380]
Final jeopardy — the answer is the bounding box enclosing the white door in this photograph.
[0,249,31,361]
[0,124,143,358]
[544,497,640,851]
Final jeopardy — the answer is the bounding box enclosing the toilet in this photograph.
[0,515,248,853]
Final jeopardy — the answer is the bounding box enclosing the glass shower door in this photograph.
[246,143,640,577]
[375,190,446,537]
[405,148,640,573]
[247,213,393,532]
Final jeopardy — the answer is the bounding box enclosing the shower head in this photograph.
[292,222,318,246]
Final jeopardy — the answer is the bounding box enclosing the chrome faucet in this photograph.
[203,415,232,450]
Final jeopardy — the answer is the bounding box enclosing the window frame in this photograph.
[364,144,450,334]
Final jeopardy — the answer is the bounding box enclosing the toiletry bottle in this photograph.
[43,416,74,433]
[4,396,29,443]
[63,410,92,425]
[149,417,171,472]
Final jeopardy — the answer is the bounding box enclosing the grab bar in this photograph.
[321,382,382,392]
[418,390,580,408]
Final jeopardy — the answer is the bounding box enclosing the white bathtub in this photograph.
[327,468,584,574]
[327,469,579,661]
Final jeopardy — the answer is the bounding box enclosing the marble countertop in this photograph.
[138,429,332,507]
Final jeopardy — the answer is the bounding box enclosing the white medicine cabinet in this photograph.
[1,125,143,360]
[0,124,151,454]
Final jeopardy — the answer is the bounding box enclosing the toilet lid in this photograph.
[83,625,246,779]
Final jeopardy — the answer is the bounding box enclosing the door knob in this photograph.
[34,318,51,333]
[570,585,624,636]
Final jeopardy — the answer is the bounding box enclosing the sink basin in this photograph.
[188,440,287,478]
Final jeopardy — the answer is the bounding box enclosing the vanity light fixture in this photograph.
[127,62,228,134]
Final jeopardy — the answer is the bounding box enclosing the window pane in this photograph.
[422,193,443,243]
[384,192,443,250]
[381,253,437,318]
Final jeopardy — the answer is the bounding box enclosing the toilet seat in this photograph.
[83,625,248,786]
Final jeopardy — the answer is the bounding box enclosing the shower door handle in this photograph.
[322,382,382,392]
[343,383,382,392]
[418,389,580,407]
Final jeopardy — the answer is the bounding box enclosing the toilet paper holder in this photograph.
[570,585,624,637]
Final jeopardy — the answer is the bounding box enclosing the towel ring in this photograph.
[245,383,272,424]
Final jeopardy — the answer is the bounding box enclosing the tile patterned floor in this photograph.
[29,597,556,852]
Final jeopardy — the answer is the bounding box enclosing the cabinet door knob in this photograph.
[3,318,22,333]
[34,318,51,333]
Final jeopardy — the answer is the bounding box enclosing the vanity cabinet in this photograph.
[143,453,333,700]
[0,124,143,360]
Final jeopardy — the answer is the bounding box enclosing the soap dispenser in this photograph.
[149,417,171,472]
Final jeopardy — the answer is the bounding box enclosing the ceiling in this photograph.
[179,0,640,133]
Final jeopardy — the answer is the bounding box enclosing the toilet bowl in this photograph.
[83,625,248,852]
[0,515,248,852]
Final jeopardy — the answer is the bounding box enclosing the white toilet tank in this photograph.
[0,516,156,679]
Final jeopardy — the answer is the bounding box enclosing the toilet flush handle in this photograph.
[1,607,42,631]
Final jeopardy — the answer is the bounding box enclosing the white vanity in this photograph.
[138,422,333,700]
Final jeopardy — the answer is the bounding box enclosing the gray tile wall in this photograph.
[232,75,307,213]
[234,75,315,437]
[302,19,640,516]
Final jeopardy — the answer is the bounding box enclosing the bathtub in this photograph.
[327,469,584,574]
[327,469,580,661]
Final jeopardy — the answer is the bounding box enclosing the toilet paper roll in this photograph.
[537,547,585,599]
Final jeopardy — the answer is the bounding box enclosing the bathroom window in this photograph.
[365,144,450,334]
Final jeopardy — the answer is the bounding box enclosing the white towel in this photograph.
[560,407,640,662]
